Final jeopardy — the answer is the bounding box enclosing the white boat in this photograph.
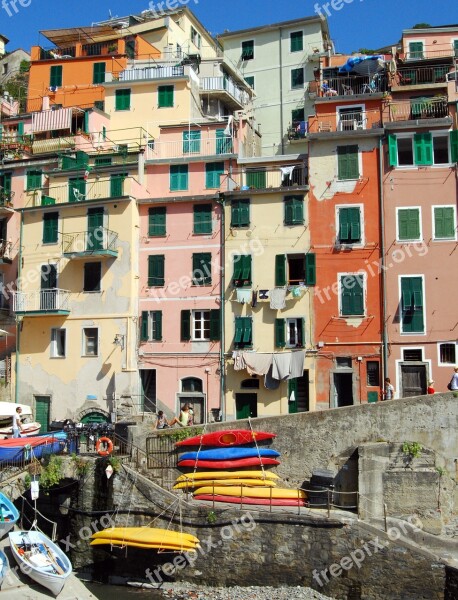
[0,402,41,438]
[0,491,19,538]
[0,549,8,588]
[9,530,72,596]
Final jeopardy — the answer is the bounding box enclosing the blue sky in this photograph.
[1,0,457,53]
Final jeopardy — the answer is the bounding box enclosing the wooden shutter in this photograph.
[450,130,458,164]
[141,311,149,341]
[338,146,359,180]
[93,62,106,84]
[181,310,191,341]
[434,207,455,239]
[242,318,252,344]
[388,134,398,167]
[401,277,424,333]
[149,207,166,237]
[194,204,212,234]
[398,209,420,240]
[299,318,305,347]
[183,130,201,154]
[239,200,250,226]
[148,255,165,287]
[233,254,243,282]
[170,165,188,191]
[414,133,433,166]
[341,275,364,316]
[284,199,294,225]
[43,212,58,244]
[234,317,244,344]
[275,319,286,348]
[17,122,24,139]
[290,31,303,52]
[246,170,266,189]
[27,170,42,191]
[209,309,221,341]
[50,65,62,87]
[152,311,162,341]
[305,253,316,286]
[241,255,252,283]
[193,253,212,285]
[115,89,130,110]
[206,162,224,189]
[110,174,126,197]
[159,85,174,107]
[275,254,287,286]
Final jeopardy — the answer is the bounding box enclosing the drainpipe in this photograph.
[279,28,285,155]
[379,137,389,380]
[15,211,24,404]
[217,192,225,422]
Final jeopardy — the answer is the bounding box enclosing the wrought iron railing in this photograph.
[61,228,118,255]
[12,289,71,313]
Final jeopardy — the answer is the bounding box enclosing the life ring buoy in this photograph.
[96,437,113,457]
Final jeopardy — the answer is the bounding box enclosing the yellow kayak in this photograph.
[174,478,277,490]
[193,486,307,500]
[91,527,199,546]
[90,538,200,551]
[176,470,279,482]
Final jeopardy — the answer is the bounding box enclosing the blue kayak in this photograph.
[179,447,280,461]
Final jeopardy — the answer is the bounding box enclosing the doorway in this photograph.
[40,264,57,310]
[333,373,354,407]
[288,371,310,413]
[401,364,427,397]
[34,395,51,432]
[235,393,257,420]
[140,369,156,413]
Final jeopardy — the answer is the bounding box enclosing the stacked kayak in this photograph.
[90,527,200,552]
[176,429,277,447]
[174,470,279,491]
[178,447,281,469]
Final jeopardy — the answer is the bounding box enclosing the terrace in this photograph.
[13,289,71,316]
[309,74,388,99]
[307,108,383,136]
[199,77,250,109]
[146,134,237,161]
[62,228,118,259]
[384,96,450,124]
[221,164,308,192]
[391,65,452,89]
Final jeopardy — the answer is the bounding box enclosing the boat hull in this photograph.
[194,494,307,507]
[90,538,199,551]
[0,436,65,463]
[9,530,72,596]
[0,492,20,539]
[176,430,277,448]
[91,527,200,551]
[0,422,41,438]
[174,478,277,490]
[179,448,280,461]
[0,549,8,588]
[193,486,306,500]
[178,457,280,469]
[175,470,279,482]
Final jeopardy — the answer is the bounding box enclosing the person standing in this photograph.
[12,406,24,438]
[427,380,435,395]
[383,378,395,401]
[449,367,458,391]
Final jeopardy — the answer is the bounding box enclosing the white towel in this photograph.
[243,352,273,376]
[272,353,292,380]
[270,288,287,310]
[280,166,295,181]
[236,289,252,304]
[289,351,305,379]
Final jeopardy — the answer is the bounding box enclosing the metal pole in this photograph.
[327,489,331,519]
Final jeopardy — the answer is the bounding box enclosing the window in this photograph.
[94,156,112,166]
[337,357,352,368]
[408,41,424,60]
[292,108,305,125]
[414,133,433,165]
[50,65,62,87]
[391,136,414,167]
[401,276,424,333]
[193,310,210,340]
[183,130,201,154]
[367,361,380,386]
[26,170,42,191]
[233,254,252,287]
[433,206,456,240]
[69,178,86,202]
[245,76,255,89]
[275,318,305,348]
[216,129,233,154]
[115,89,131,111]
[284,196,304,225]
[84,262,102,292]
[338,207,362,244]
[141,311,162,342]
[245,169,266,189]
[51,328,66,358]
[241,40,254,61]
[0,172,12,195]
[170,165,188,191]
[291,68,305,89]
[340,274,365,317]
[454,40,458,57]
[110,173,126,197]
[94,100,105,111]
[194,204,212,234]
[397,208,421,241]
[275,253,316,286]
[337,145,359,180]
[43,212,58,244]
[403,349,423,361]
[93,63,106,84]
[389,133,456,168]
[433,134,449,164]
[83,328,98,356]
[338,107,365,131]
[158,85,174,108]
[206,162,224,189]
[148,255,165,287]
[290,31,303,53]
[190,26,201,48]
[234,317,252,348]
[149,207,166,237]
[438,342,457,365]
[182,377,203,393]
[192,253,212,286]
[241,379,260,389]
[231,199,250,228]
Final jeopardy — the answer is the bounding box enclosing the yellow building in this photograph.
[222,156,316,420]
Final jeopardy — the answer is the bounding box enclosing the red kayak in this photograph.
[176,429,276,448]
[194,494,306,507]
[178,457,280,469]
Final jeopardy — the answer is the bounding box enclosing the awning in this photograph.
[339,55,385,76]
[40,25,120,46]
[32,108,73,133]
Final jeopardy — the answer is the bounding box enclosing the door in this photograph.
[288,371,310,414]
[178,397,204,425]
[401,365,427,398]
[140,369,156,413]
[235,393,257,420]
[87,207,104,251]
[40,264,57,310]
[334,373,354,407]
[35,396,50,433]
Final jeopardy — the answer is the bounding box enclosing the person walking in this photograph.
[12,406,24,438]
[383,378,395,401]
[448,367,458,391]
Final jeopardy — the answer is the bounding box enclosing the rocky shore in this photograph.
[161,584,334,600]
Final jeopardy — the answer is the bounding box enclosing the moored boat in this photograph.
[0,402,41,438]
[175,429,277,447]
[0,434,66,463]
[9,530,72,596]
[0,492,19,538]
[0,549,9,588]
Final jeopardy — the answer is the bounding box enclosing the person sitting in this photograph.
[154,411,170,430]
[322,80,338,96]
[169,404,191,428]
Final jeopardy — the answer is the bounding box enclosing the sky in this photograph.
[1,0,457,54]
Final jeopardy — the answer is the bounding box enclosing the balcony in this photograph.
[384,97,450,124]
[310,74,388,98]
[62,228,119,259]
[199,77,250,109]
[391,65,451,89]
[400,47,458,62]
[108,65,186,83]
[13,289,71,316]
[31,137,76,155]
[0,240,13,265]
[0,190,14,212]
[221,165,308,192]
[307,109,383,136]
[146,136,237,161]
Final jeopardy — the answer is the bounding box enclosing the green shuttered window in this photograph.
[305,253,316,286]
[241,40,254,60]
[275,254,287,287]
[93,62,106,84]
[231,199,250,228]
[234,317,252,348]
[210,309,221,342]
[398,208,421,241]
[141,311,163,341]
[337,145,359,180]
[110,173,126,197]
[192,253,212,286]
[401,277,424,333]
[388,134,398,167]
[26,170,42,191]
[158,85,174,108]
[148,255,165,287]
[434,207,455,239]
[206,162,224,189]
[233,255,252,287]
[291,68,304,89]
[181,310,191,341]
[216,129,233,154]
[148,207,166,237]
[245,170,266,189]
[43,212,58,244]
[194,204,212,234]
[339,207,361,244]
[284,196,304,225]
[115,89,131,111]
[170,165,188,191]
[183,130,201,154]
[409,41,424,59]
[290,31,303,53]
[50,65,62,87]
[275,319,286,348]
[414,133,433,166]
[341,275,364,316]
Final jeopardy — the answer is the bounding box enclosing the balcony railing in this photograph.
[13,289,71,314]
[385,97,449,122]
[221,165,308,191]
[62,228,119,258]
[0,190,14,208]
[393,65,451,87]
[308,109,383,134]
[401,48,458,61]
[199,77,250,106]
[112,66,186,82]
[146,136,236,160]
[0,240,13,262]
[39,46,76,60]
[310,74,388,98]
[31,137,76,155]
